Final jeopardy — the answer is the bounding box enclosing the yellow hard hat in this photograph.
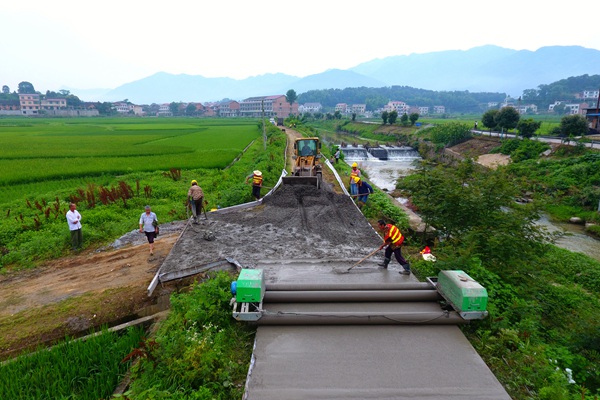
[191,180,197,185]
[353,176,361,183]
[352,162,358,168]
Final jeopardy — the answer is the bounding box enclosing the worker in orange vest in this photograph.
[245,170,263,201]
[377,219,410,275]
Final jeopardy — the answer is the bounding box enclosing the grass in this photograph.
[0,288,142,353]
[0,117,260,190]
[0,326,145,400]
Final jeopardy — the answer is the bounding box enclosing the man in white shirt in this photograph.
[66,203,83,251]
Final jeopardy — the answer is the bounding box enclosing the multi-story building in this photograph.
[433,105,446,114]
[299,102,322,114]
[515,104,538,114]
[239,95,298,118]
[158,103,172,117]
[113,102,133,114]
[382,101,409,115]
[418,106,429,115]
[582,90,600,100]
[41,98,67,110]
[351,104,366,115]
[334,103,347,113]
[218,100,240,117]
[18,93,41,115]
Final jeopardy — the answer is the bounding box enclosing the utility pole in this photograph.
[261,100,266,150]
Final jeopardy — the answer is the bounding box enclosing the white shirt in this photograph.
[66,210,82,231]
[139,212,157,232]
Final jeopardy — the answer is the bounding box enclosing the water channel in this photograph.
[340,145,600,262]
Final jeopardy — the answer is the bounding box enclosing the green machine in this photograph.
[236,269,265,303]
[428,270,488,320]
[232,269,265,321]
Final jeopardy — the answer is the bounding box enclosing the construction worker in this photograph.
[187,179,204,223]
[377,219,410,275]
[354,177,373,208]
[349,162,361,195]
[245,170,263,201]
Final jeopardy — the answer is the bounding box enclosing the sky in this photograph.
[2,0,600,93]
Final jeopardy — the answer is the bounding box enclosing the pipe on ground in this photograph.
[265,282,433,291]
[264,290,440,303]
[256,311,466,325]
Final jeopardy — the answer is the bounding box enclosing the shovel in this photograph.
[343,247,381,273]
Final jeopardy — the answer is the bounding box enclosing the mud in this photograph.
[160,184,383,274]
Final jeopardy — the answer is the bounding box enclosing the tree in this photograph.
[400,112,408,126]
[18,81,36,94]
[400,160,547,267]
[517,118,541,139]
[559,114,588,137]
[285,89,297,115]
[66,94,82,108]
[495,107,520,133]
[185,103,197,116]
[169,102,180,116]
[481,109,498,132]
[2,85,9,94]
[381,111,389,125]
[553,103,568,115]
[351,113,356,121]
[388,110,398,124]
[333,110,342,119]
[409,113,419,125]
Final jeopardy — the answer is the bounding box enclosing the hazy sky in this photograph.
[3,0,599,92]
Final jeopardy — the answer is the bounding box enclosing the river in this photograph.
[341,146,600,262]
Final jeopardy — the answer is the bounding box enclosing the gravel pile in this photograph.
[159,184,382,274]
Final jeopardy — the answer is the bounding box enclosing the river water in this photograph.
[341,146,600,262]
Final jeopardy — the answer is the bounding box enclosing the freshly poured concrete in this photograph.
[245,263,511,399]
[249,325,509,400]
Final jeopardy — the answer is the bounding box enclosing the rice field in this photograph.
[0,117,261,202]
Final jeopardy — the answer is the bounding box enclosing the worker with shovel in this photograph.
[377,219,410,275]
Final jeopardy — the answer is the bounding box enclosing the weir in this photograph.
[341,145,419,161]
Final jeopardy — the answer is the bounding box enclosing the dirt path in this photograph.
[0,224,184,358]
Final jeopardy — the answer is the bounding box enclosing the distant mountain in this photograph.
[91,45,600,104]
[101,72,298,104]
[350,45,600,96]
[289,69,386,94]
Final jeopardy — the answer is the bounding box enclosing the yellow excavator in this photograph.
[282,137,323,188]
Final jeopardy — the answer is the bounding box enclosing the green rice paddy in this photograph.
[0,117,261,202]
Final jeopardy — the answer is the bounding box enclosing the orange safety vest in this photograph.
[384,224,404,246]
[252,174,263,186]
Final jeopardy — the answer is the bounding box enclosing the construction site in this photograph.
[0,132,511,398]
[150,154,510,398]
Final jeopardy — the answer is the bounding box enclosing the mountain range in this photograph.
[87,45,600,105]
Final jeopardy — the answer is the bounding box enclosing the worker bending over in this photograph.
[377,219,410,275]
[188,179,204,223]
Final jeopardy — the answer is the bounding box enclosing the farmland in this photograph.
[0,118,260,202]
[0,117,270,269]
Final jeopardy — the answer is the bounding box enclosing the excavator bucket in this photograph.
[282,175,320,188]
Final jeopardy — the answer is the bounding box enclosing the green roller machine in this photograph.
[231,268,489,324]
[427,270,488,320]
[232,269,265,321]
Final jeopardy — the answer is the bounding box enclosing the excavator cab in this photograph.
[282,137,323,188]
